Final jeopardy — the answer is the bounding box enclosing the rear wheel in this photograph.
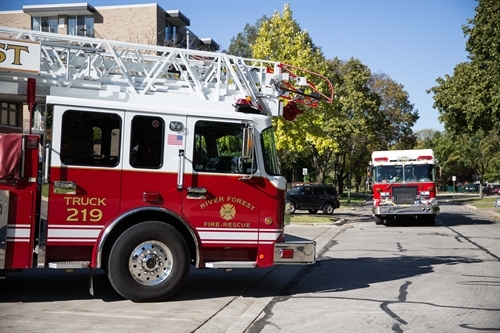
[289,202,296,214]
[308,209,318,214]
[108,221,190,302]
[323,203,334,215]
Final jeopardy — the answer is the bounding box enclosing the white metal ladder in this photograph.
[0,26,333,115]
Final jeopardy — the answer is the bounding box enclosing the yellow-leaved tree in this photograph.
[252,4,338,183]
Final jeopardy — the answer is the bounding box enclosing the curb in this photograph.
[290,218,346,226]
[464,204,500,219]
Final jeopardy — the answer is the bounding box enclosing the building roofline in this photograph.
[23,3,95,16]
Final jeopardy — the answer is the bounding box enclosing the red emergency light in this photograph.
[374,157,388,162]
[417,156,433,161]
[234,97,263,114]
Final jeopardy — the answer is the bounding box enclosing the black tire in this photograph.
[289,202,296,214]
[308,209,318,214]
[107,221,190,302]
[374,216,383,225]
[323,203,334,215]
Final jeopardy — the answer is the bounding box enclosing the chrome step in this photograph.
[48,261,90,269]
[205,261,256,269]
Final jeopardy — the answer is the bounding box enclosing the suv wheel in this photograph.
[289,202,296,214]
[323,203,334,215]
[308,209,318,214]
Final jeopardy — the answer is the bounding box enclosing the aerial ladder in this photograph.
[0,26,333,120]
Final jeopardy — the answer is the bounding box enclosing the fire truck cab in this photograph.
[368,149,440,226]
[0,27,333,302]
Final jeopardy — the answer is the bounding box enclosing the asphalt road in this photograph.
[1,201,499,332]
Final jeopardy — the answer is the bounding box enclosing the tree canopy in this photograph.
[226,4,420,188]
[428,0,500,135]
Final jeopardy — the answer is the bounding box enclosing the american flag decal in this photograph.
[168,134,183,145]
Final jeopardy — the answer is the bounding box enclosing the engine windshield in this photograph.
[374,164,434,183]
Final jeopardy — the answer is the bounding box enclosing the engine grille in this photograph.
[392,186,418,204]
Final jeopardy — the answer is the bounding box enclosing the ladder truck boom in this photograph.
[0,26,333,117]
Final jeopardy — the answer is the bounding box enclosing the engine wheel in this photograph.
[374,216,383,225]
[108,221,190,302]
[323,203,334,215]
[308,209,318,214]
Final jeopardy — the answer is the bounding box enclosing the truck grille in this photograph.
[393,186,418,204]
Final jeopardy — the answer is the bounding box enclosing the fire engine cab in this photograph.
[368,149,440,226]
[0,27,333,301]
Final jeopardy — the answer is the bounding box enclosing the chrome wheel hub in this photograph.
[129,240,173,286]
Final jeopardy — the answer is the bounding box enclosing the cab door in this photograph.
[182,117,262,253]
[46,106,124,259]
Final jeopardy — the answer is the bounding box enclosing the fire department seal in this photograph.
[220,204,236,220]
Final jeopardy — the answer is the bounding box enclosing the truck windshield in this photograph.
[374,164,434,183]
[261,126,281,176]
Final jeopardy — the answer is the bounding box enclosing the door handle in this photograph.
[187,187,207,199]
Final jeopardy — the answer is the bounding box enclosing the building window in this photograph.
[0,102,19,127]
[165,23,178,45]
[32,16,58,33]
[68,15,94,37]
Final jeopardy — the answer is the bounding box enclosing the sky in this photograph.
[0,0,478,132]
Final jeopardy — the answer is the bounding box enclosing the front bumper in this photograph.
[274,241,316,265]
[373,204,440,216]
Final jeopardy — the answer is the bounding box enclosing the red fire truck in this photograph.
[368,149,440,226]
[0,27,333,301]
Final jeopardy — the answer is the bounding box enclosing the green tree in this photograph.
[224,16,267,57]
[251,4,336,183]
[369,73,419,149]
[434,130,500,196]
[428,0,500,134]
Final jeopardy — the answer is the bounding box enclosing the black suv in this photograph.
[286,184,340,215]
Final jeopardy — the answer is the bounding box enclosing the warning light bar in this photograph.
[374,157,388,162]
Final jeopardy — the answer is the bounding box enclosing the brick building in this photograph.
[0,2,219,134]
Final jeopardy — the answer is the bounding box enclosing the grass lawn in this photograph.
[290,213,340,223]
[464,196,500,213]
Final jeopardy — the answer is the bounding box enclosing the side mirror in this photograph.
[242,126,253,159]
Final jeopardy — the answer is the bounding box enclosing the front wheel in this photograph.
[107,221,190,302]
[323,203,335,215]
[288,202,297,214]
[374,216,383,225]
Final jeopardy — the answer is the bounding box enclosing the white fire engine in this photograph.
[368,149,440,226]
[0,27,333,301]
